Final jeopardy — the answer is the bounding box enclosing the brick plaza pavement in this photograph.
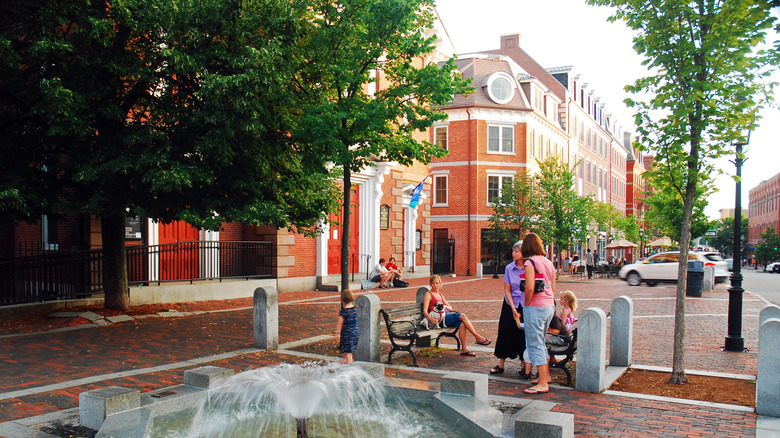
[0,275,772,436]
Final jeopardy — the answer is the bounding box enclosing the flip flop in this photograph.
[476,338,492,346]
[489,365,504,374]
[523,387,549,394]
[460,351,476,356]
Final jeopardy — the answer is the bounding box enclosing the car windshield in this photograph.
[704,253,724,261]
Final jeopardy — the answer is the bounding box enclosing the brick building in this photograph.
[748,172,780,254]
[428,34,638,276]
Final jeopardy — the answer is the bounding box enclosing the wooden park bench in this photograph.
[547,327,577,385]
[379,302,460,366]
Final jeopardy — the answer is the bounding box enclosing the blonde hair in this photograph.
[429,275,442,286]
[341,289,355,307]
[560,290,577,312]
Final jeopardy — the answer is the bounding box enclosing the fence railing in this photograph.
[0,241,274,306]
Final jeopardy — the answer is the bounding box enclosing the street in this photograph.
[740,267,780,306]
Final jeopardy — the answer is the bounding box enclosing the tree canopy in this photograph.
[290,0,472,290]
[588,0,779,383]
[709,216,748,257]
[1,0,341,308]
[755,227,780,264]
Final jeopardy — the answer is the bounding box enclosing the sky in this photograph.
[435,0,780,221]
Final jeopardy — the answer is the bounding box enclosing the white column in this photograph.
[404,207,418,271]
[357,164,390,274]
[146,219,159,282]
[199,229,220,279]
[316,221,329,277]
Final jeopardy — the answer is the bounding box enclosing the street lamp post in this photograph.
[640,227,644,260]
[724,139,747,352]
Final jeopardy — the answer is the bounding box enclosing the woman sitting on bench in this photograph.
[422,275,491,357]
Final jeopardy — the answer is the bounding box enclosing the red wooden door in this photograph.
[327,187,360,274]
[158,221,199,280]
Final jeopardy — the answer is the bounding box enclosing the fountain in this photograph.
[169,361,429,438]
[0,361,575,438]
[145,362,465,438]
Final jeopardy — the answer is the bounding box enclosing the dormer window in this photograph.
[484,72,515,104]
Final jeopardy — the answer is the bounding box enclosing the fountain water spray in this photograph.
[182,361,418,438]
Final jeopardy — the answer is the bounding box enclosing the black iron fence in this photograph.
[0,241,274,306]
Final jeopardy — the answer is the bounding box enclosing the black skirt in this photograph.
[493,299,526,360]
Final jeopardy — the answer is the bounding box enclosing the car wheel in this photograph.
[627,272,641,286]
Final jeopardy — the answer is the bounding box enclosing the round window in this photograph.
[486,74,514,104]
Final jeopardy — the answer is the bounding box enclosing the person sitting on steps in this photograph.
[369,258,394,288]
[385,257,403,284]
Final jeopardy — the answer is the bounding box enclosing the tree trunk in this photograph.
[670,118,703,384]
[102,215,130,310]
[340,168,351,292]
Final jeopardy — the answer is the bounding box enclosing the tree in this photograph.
[291,0,472,291]
[0,0,340,309]
[588,0,778,383]
[755,227,780,264]
[642,178,712,243]
[533,158,593,268]
[710,217,748,257]
[488,173,538,244]
[591,201,622,240]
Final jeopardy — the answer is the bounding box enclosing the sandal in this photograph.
[460,351,476,356]
[476,338,491,346]
[519,371,533,380]
[490,365,504,374]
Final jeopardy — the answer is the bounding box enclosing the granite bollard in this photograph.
[576,307,607,393]
[356,293,381,363]
[609,296,633,368]
[759,304,780,328]
[757,317,780,417]
[702,266,714,292]
[253,287,278,349]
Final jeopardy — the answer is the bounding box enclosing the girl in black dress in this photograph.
[491,240,528,376]
[336,290,359,364]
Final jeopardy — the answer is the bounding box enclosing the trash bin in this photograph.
[686,260,704,297]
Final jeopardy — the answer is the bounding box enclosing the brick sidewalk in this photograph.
[0,276,766,436]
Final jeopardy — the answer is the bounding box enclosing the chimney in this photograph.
[501,33,522,49]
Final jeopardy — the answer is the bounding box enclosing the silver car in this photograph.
[619,251,729,286]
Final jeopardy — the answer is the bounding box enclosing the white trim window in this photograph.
[487,174,514,203]
[434,125,448,150]
[488,124,514,153]
[433,174,448,206]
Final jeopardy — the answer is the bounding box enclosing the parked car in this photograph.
[765,261,780,273]
[618,251,729,286]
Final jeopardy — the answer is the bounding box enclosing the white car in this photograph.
[766,262,780,273]
[619,251,729,286]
